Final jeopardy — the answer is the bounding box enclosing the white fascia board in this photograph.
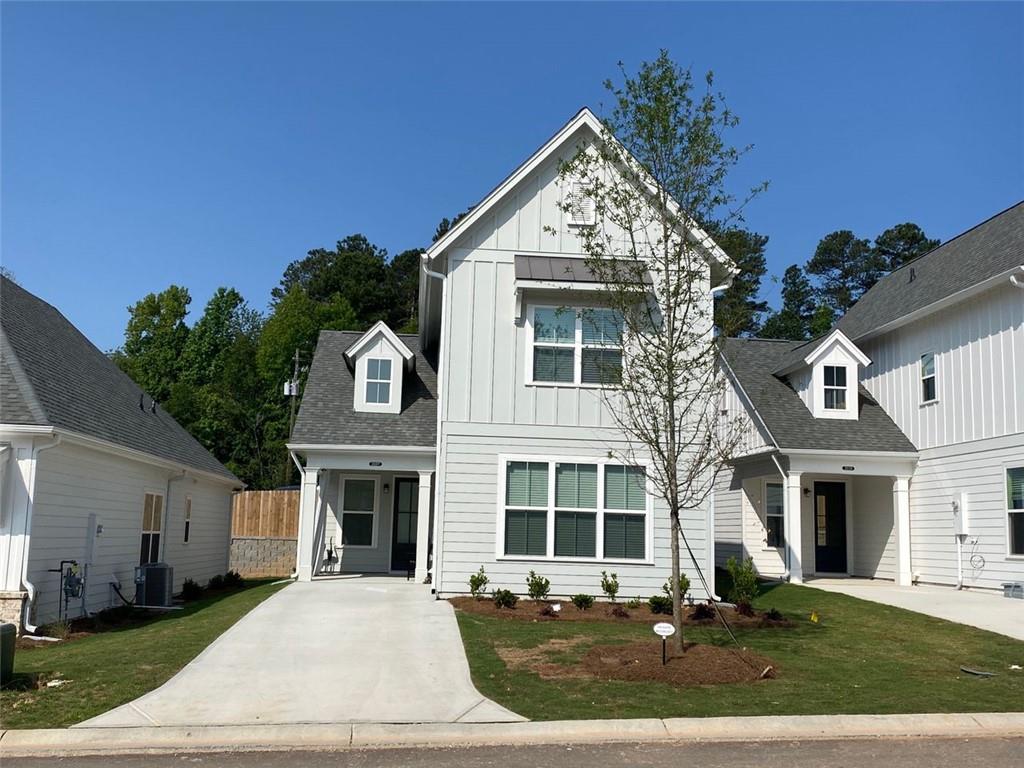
[775,329,871,377]
[0,424,55,438]
[423,107,735,277]
[343,321,415,368]
[286,443,436,453]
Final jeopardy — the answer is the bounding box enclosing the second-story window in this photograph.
[365,358,392,404]
[530,306,623,386]
[823,365,847,410]
[920,352,937,403]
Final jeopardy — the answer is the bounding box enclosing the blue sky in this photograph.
[3,1,1022,351]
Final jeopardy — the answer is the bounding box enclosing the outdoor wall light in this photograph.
[383,483,390,494]
[803,488,811,497]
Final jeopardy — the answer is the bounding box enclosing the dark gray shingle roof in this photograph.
[722,337,917,454]
[290,330,437,447]
[0,277,238,482]
[837,201,1024,340]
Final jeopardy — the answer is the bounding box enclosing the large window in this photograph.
[823,365,847,410]
[1008,467,1024,556]
[365,358,392,404]
[501,458,648,561]
[765,482,784,548]
[529,306,622,385]
[140,492,164,565]
[340,477,377,547]
[920,352,937,403]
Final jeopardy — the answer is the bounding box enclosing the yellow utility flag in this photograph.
[810,611,819,623]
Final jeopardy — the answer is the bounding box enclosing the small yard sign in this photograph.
[653,622,675,665]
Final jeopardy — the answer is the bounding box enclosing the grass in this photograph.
[1,579,288,729]
[455,579,1024,720]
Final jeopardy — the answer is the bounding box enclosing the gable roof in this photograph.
[722,337,916,454]
[290,330,437,448]
[772,328,870,376]
[424,107,735,278]
[343,321,416,370]
[0,277,239,482]
[837,201,1024,341]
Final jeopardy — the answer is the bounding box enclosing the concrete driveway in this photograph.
[79,577,524,727]
[807,578,1024,641]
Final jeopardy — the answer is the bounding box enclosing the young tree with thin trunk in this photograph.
[553,52,761,652]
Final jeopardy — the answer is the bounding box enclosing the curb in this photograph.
[1,713,1022,757]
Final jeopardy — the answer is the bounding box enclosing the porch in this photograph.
[292,447,436,583]
[720,450,918,585]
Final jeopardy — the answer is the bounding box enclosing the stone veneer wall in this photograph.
[229,537,296,579]
[0,591,27,633]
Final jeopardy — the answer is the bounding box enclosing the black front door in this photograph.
[814,482,847,573]
[391,478,419,571]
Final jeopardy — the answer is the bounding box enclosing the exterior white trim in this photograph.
[337,474,380,550]
[287,444,436,453]
[343,320,415,367]
[1005,461,1024,559]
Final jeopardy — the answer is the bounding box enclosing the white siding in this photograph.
[850,476,896,580]
[713,469,742,567]
[436,426,711,600]
[321,470,406,573]
[721,375,773,457]
[859,283,1024,450]
[26,443,231,625]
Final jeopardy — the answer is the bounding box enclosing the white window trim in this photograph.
[183,494,192,544]
[365,357,393,405]
[763,479,784,551]
[920,351,938,406]
[338,475,380,550]
[495,453,654,565]
[525,304,622,389]
[822,365,848,411]
[1006,463,1024,559]
[141,489,166,564]
[566,181,596,227]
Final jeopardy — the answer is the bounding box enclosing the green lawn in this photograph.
[1,580,288,729]
[456,581,1024,720]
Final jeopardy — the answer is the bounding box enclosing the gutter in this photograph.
[1010,264,1024,290]
[21,435,63,634]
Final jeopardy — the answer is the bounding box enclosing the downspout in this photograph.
[21,435,63,634]
[1010,265,1024,290]
[769,452,791,581]
[288,450,305,579]
[421,253,446,593]
[162,470,188,564]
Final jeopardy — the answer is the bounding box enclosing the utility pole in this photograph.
[282,348,301,487]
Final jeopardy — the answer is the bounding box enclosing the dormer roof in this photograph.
[772,328,870,377]
[343,321,416,372]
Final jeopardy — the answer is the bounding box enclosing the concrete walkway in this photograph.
[79,576,523,727]
[807,579,1024,640]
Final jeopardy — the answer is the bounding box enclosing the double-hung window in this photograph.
[502,459,647,561]
[183,495,192,544]
[530,306,623,385]
[365,358,392,404]
[765,482,784,548]
[823,365,847,410]
[340,477,376,547]
[140,492,164,565]
[1008,467,1024,556]
[920,352,937,403]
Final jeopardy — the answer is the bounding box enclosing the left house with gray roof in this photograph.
[1,276,241,632]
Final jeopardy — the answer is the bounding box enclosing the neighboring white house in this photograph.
[288,108,736,599]
[0,276,241,631]
[715,202,1024,592]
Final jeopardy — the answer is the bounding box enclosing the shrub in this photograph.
[610,605,630,619]
[525,570,550,600]
[725,556,759,603]
[648,595,673,615]
[570,593,594,611]
[763,607,784,622]
[600,571,619,601]
[207,574,226,590]
[626,596,643,610]
[181,578,203,601]
[224,570,244,588]
[690,601,715,621]
[735,599,755,617]
[663,574,690,600]
[468,566,489,599]
[492,588,518,609]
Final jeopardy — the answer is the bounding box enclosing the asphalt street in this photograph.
[10,737,1024,768]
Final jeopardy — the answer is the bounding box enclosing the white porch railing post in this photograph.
[893,475,913,586]
[786,472,804,584]
[295,466,320,582]
[415,471,433,583]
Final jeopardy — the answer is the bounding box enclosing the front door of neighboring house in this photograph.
[814,481,847,573]
[391,477,419,571]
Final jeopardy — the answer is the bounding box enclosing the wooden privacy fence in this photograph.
[231,490,300,539]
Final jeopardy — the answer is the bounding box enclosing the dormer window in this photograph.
[823,365,847,410]
[365,358,392,404]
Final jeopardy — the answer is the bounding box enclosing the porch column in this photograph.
[415,471,433,583]
[785,471,804,584]
[295,466,321,582]
[893,475,913,586]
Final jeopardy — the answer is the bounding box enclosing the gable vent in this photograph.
[567,182,596,227]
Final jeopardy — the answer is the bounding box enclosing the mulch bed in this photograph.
[581,640,777,686]
[449,596,791,628]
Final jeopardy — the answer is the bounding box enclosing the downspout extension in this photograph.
[21,435,63,634]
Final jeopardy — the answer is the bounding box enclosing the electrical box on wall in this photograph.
[952,492,969,536]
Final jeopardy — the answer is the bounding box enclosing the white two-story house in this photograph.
[288,108,735,599]
[715,202,1024,592]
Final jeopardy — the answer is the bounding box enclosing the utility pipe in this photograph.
[21,435,63,634]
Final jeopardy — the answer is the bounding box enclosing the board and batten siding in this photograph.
[721,375,773,458]
[436,427,711,599]
[26,442,232,625]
